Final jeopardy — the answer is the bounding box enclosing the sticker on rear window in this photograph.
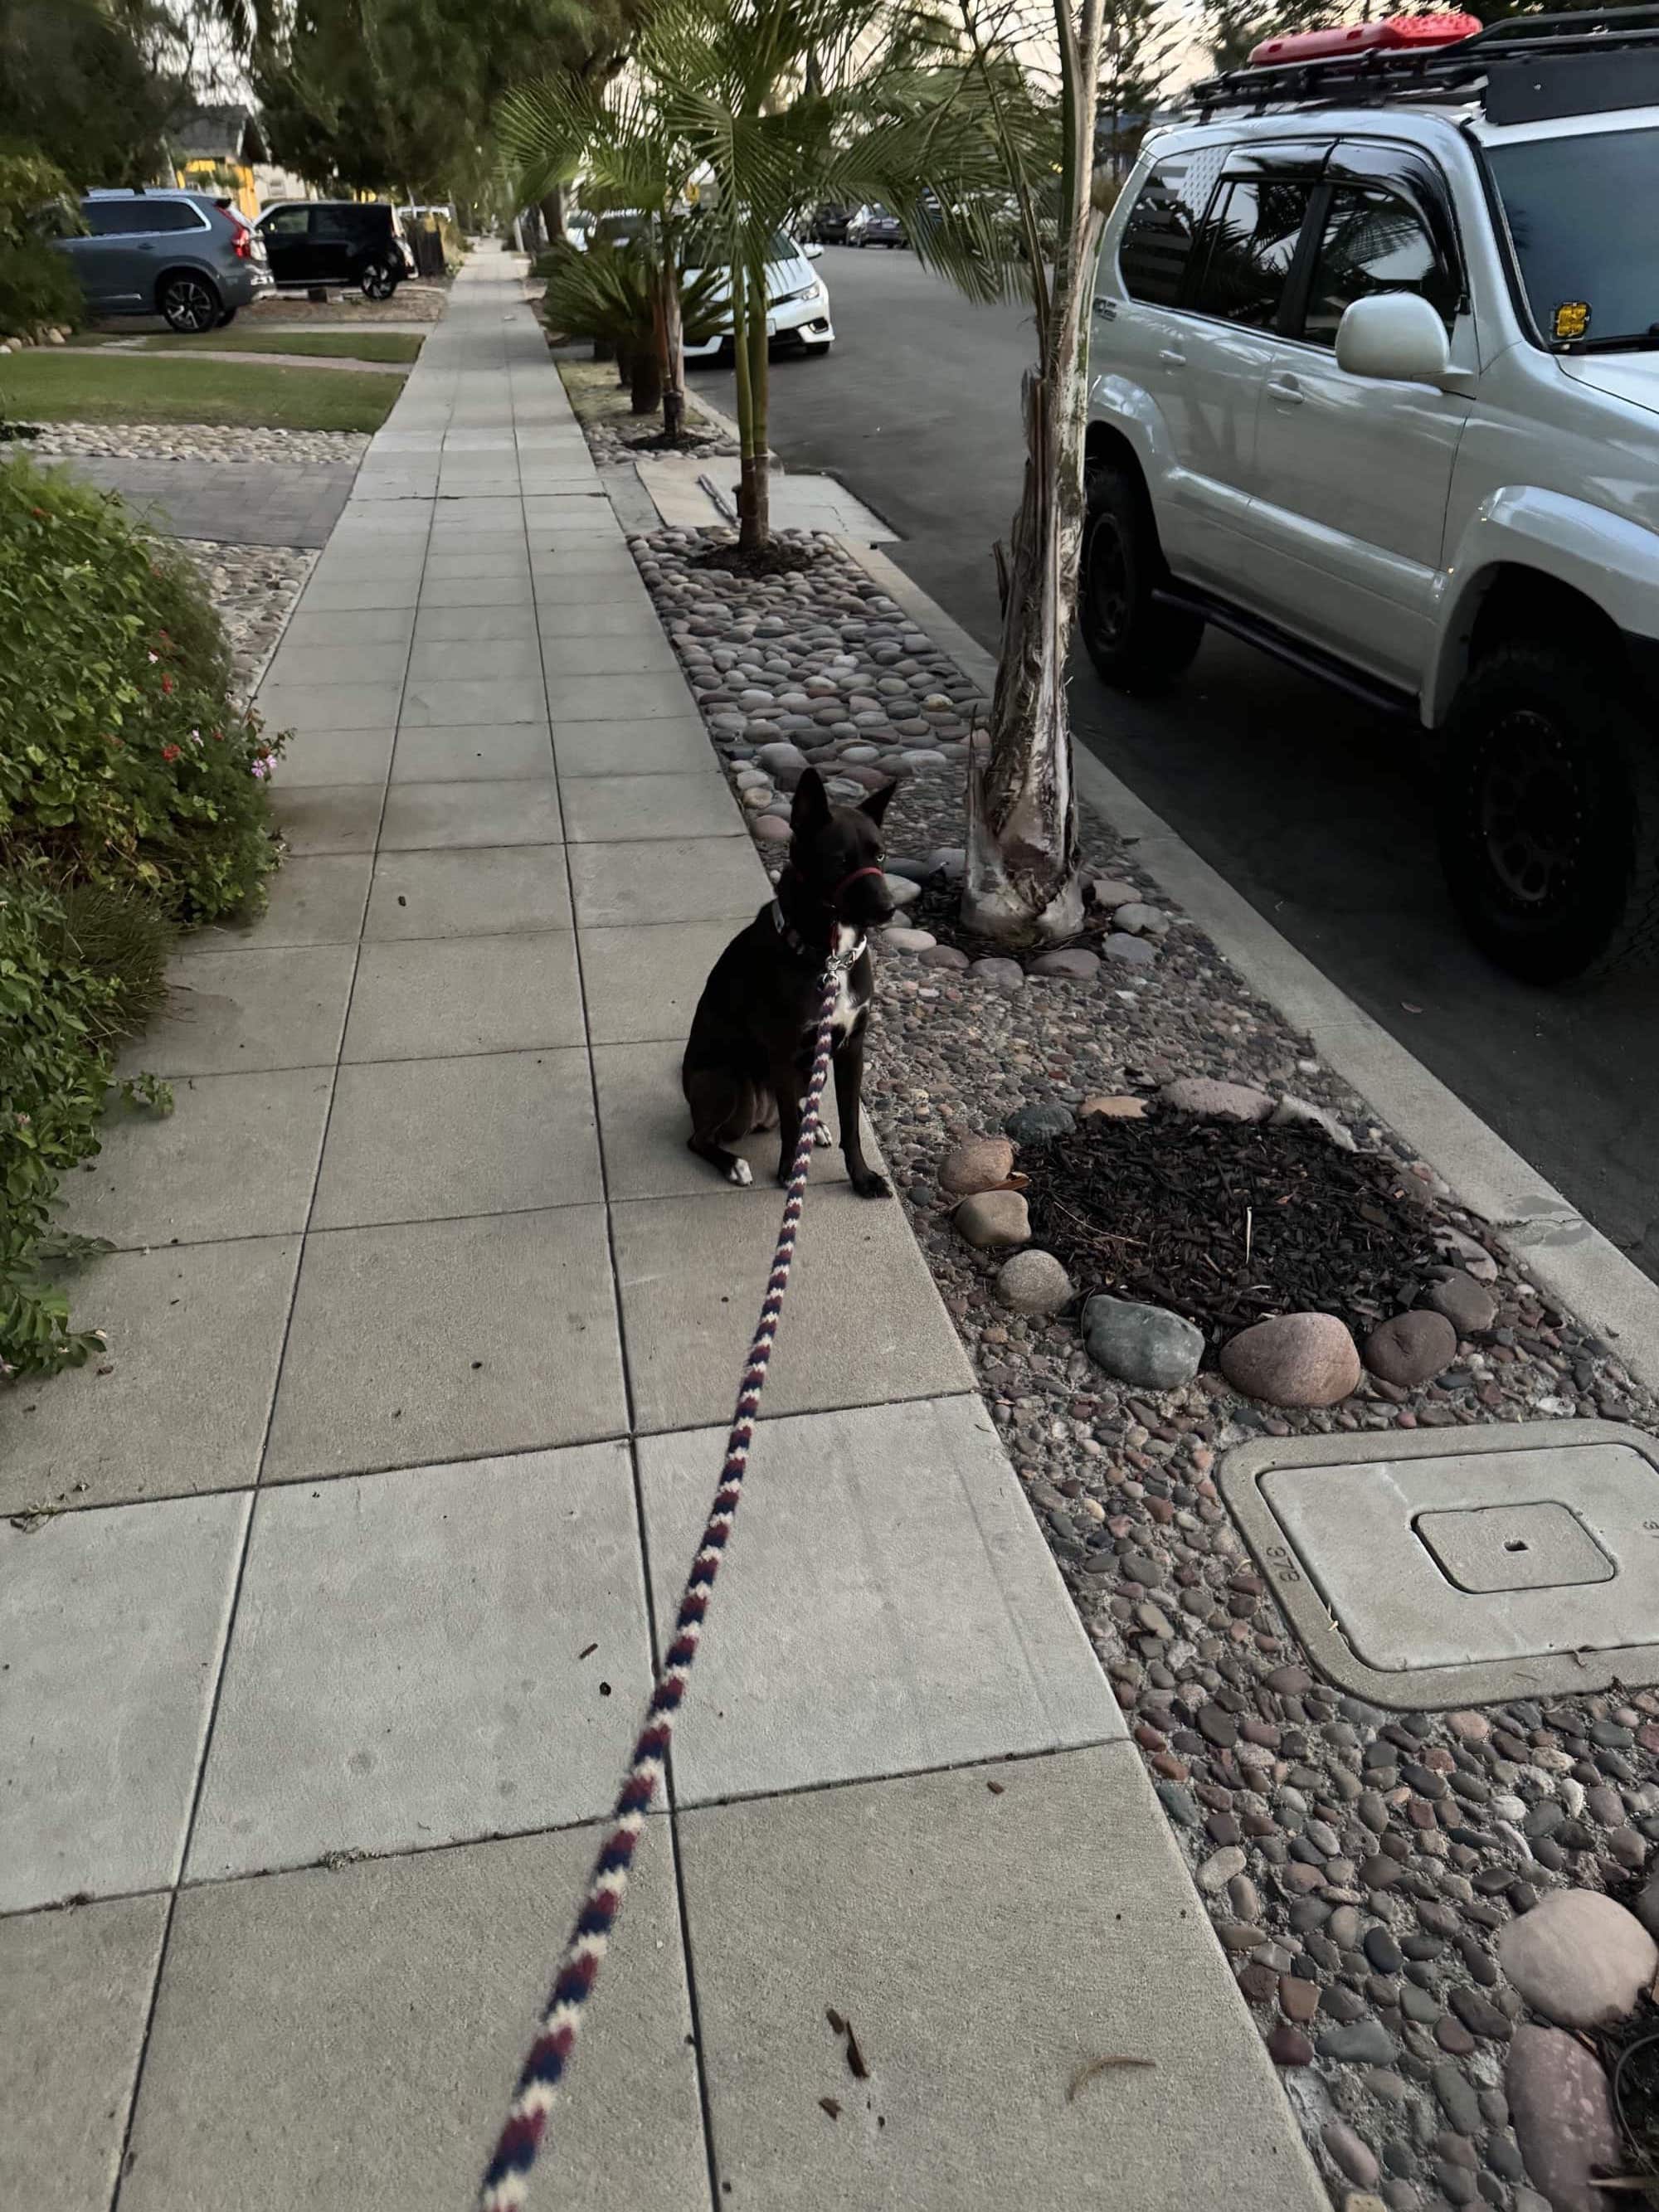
[1552,300,1591,341]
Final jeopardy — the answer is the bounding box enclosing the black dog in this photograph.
[683,766,896,1198]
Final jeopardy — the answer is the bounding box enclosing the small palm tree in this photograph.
[500,64,703,437]
[840,0,1121,943]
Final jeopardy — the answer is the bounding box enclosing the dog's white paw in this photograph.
[727,1158,754,1186]
[813,1121,834,1150]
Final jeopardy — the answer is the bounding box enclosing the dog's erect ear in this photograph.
[859,779,897,829]
[791,766,830,834]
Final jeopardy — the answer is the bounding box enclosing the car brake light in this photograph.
[230,221,252,260]
[1248,12,1481,66]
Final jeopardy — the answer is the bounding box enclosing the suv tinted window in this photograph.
[82,201,141,236]
[1190,177,1314,329]
[1118,158,1206,305]
[1302,184,1455,344]
[1484,127,1654,349]
[85,199,205,236]
[312,205,367,241]
[263,206,310,237]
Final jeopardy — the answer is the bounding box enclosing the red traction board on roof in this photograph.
[1247,13,1481,67]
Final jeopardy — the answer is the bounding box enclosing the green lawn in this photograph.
[139,329,425,364]
[0,352,404,433]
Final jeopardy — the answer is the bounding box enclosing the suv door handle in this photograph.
[1267,375,1303,405]
[1158,348,1187,368]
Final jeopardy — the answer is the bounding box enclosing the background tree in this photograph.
[1097,0,1179,180]
[0,0,181,183]
[255,0,646,197]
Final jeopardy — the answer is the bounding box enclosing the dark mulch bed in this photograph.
[1022,1113,1443,1345]
[1590,1991,1659,2195]
[688,535,824,577]
[620,425,730,455]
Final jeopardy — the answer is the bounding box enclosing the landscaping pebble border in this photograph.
[619,516,1659,2212]
[181,537,315,702]
[15,421,372,466]
[246,282,451,325]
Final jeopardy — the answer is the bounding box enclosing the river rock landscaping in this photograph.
[8,421,372,465]
[181,538,314,701]
[612,502,1659,2212]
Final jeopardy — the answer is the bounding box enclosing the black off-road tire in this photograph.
[1435,641,1659,983]
[1077,466,1204,693]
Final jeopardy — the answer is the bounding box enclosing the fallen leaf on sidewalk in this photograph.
[986,1781,1005,1796]
[577,1642,597,1660]
[819,2098,841,2121]
[1401,1002,1423,1014]
[825,2008,869,2079]
[1067,2055,1155,2103]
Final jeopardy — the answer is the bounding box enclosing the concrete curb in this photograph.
[836,535,1659,1397]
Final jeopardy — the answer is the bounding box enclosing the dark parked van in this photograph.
[255,201,410,299]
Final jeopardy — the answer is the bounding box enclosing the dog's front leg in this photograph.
[834,1028,891,1199]
[768,1052,804,1186]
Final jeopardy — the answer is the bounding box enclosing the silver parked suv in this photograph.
[51,188,272,334]
[1082,6,1659,980]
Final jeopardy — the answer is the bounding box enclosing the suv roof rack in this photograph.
[1188,3,1659,124]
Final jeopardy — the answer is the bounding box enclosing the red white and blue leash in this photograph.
[478,972,843,2210]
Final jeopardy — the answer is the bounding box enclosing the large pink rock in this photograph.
[1220,1313,1361,1407]
[1507,2024,1621,2212]
[1497,1889,1658,2029]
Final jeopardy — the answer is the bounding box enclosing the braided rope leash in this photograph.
[478,971,843,2212]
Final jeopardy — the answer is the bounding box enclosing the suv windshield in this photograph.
[1484,125,1659,352]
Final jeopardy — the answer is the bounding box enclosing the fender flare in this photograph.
[1429,487,1659,725]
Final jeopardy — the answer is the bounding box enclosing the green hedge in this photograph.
[0,149,83,343]
[0,455,282,920]
[0,454,283,1378]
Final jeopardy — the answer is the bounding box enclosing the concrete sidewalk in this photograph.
[1,248,1325,2212]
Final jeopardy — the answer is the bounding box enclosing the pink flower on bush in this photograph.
[251,756,270,781]
[160,674,174,695]
[188,727,202,746]
[162,743,181,763]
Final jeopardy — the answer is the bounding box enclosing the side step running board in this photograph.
[1154,585,1418,722]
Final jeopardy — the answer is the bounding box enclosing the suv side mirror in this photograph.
[802,239,824,260]
[1335,292,1451,384]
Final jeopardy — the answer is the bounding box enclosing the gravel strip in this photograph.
[15,421,371,466]
[246,282,450,325]
[177,537,314,703]
[621,516,1659,2212]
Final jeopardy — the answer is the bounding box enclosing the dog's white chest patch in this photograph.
[829,926,865,1040]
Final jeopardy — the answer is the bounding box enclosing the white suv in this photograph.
[1082,7,1659,981]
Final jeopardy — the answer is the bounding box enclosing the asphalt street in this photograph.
[688,243,1659,1288]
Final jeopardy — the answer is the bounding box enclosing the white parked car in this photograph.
[682,226,834,359]
[1082,7,1659,981]
[563,214,833,354]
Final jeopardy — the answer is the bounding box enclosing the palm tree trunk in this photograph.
[654,255,685,440]
[539,186,567,244]
[630,346,663,414]
[961,0,1108,946]
[741,261,771,549]
[732,262,770,551]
